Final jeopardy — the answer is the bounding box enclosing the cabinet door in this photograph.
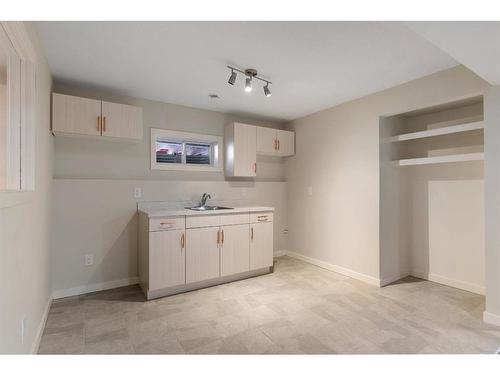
[220,224,250,276]
[277,129,295,156]
[234,123,256,177]
[186,227,220,283]
[101,101,143,140]
[149,229,185,291]
[52,93,101,136]
[257,126,277,155]
[250,222,274,270]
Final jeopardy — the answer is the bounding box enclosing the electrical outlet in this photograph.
[21,317,26,344]
[84,254,94,266]
[134,187,142,199]
[307,186,313,196]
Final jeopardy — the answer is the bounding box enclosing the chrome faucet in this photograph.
[200,193,211,207]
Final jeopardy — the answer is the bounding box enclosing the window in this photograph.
[0,23,35,193]
[151,128,223,171]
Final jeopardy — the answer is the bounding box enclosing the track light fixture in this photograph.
[245,77,252,92]
[264,83,271,97]
[228,69,237,85]
[227,66,272,97]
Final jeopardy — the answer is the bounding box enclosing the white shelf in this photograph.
[388,121,484,142]
[395,152,484,167]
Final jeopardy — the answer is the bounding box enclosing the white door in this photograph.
[220,224,250,276]
[149,229,185,290]
[277,129,295,156]
[186,226,220,283]
[101,101,143,140]
[257,126,277,155]
[52,93,102,136]
[250,222,274,270]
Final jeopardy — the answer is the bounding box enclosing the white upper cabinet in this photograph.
[276,129,295,156]
[256,127,295,156]
[52,93,143,141]
[225,122,257,177]
[256,126,277,155]
[52,93,101,137]
[101,100,143,140]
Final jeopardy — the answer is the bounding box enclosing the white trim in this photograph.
[150,128,223,172]
[51,277,139,300]
[273,249,287,257]
[31,297,51,354]
[284,250,380,286]
[427,273,485,295]
[412,269,485,295]
[483,311,500,327]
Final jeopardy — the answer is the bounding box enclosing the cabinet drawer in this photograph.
[250,212,273,223]
[149,217,185,232]
[220,213,250,226]
[186,215,220,229]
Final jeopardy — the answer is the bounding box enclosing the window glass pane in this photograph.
[156,140,183,164]
[186,143,211,165]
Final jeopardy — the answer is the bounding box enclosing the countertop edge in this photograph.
[139,206,275,218]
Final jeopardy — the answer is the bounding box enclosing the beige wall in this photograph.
[285,65,489,283]
[51,87,288,297]
[484,86,500,324]
[0,23,53,353]
[53,83,286,181]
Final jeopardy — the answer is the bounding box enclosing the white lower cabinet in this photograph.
[186,226,220,283]
[139,210,274,299]
[149,229,185,291]
[250,221,274,270]
[220,224,250,276]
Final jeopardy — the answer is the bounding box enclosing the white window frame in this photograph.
[150,128,223,172]
[0,22,36,196]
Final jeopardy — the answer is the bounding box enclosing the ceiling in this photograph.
[35,22,459,122]
[406,21,500,86]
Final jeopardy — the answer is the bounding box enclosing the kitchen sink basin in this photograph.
[185,206,233,211]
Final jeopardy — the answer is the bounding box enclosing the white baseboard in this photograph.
[284,250,380,286]
[31,297,52,354]
[273,249,287,257]
[411,270,485,295]
[52,277,139,300]
[483,311,500,327]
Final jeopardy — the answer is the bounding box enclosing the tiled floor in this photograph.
[38,256,500,354]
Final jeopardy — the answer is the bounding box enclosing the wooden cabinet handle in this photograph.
[221,229,224,245]
[97,116,101,131]
[251,227,254,240]
[253,162,257,173]
[257,215,268,222]
[181,233,185,249]
[278,140,280,150]
[217,230,220,245]
[103,116,106,132]
[274,139,277,150]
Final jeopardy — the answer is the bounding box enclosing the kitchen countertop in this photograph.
[139,205,275,218]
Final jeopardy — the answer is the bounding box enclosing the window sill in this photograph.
[151,163,222,172]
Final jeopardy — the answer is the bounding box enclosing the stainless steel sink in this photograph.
[185,206,233,211]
